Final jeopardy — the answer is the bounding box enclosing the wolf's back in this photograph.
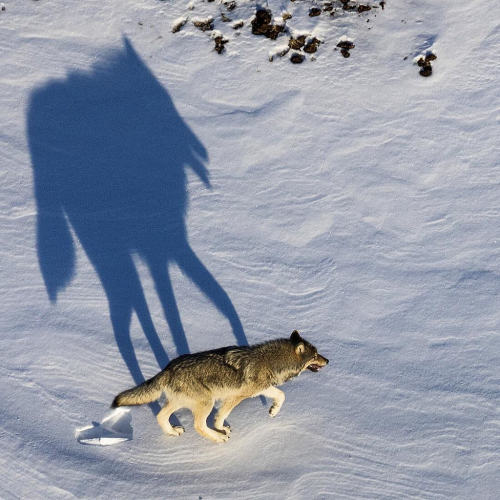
[112,373,164,407]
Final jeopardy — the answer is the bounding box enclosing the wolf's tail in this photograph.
[111,373,164,408]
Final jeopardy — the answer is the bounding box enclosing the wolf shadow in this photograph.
[27,38,247,398]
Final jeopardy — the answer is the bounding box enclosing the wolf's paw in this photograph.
[171,425,185,436]
[221,425,231,435]
[269,404,281,417]
[208,430,230,443]
[163,425,185,437]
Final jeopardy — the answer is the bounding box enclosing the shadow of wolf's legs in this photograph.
[175,245,247,347]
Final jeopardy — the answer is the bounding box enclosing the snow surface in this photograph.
[1,0,499,498]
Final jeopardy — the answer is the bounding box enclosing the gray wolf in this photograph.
[112,330,329,443]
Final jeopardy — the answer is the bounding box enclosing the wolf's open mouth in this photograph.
[307,364,322,372]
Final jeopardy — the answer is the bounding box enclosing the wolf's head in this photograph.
[290,330,329,372]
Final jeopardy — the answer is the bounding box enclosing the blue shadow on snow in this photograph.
[27,38,247,400]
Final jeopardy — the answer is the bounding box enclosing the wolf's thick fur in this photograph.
[112,331,328,443]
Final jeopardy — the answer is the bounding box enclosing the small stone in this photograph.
[172,18,187,33]
[357,5,371,13]
[425,53,437,62]
[224,1,237,10]
[233,20,244,29]
[341,48,350,58]
[309,7,322,17]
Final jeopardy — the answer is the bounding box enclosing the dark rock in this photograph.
[337,40,355,50]
[214,35,228,54]
[290,52,305,64]
[224,1,237,10]
[309,7,322,17]
[251,8,285,40]
[193,18,214,31]
[357,5,371,13]
[304,37,321,54]
[420,64,432,77]
[341,48,350,57]
[288,35,306,50]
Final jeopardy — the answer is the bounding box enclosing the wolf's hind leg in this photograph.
[157,399,184,436]
[259,386,285,417]
[192,400,229,443]
[214,396,246,434]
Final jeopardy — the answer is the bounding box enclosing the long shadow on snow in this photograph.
[27,38,247,411]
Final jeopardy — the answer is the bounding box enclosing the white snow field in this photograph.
[1,0,499,498]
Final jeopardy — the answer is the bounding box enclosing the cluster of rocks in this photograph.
[308,1,382,17]
[416,52,437,77]
[171,0,386,61]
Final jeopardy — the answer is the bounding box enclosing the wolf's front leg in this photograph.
[259,386,285,417]
[192,400,229,443]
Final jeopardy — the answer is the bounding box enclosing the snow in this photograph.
[1,0,499,498]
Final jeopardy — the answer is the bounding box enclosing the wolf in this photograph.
[112,330,328,443]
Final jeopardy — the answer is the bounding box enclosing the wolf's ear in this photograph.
[295,342,305,355]
[290,330,302,343]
